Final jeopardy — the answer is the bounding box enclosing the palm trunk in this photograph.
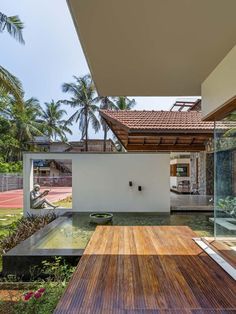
[103,126,107,152]
[85,108,88,151]
[103,98,109,152]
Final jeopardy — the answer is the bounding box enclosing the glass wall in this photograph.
[214,112,236,238]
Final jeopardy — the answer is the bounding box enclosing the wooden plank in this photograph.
[55,226,236,313]
[126,144,206,151]
[204,238,236,268]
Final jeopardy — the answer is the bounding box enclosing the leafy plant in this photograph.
[12,258,75,313]
[41,257,75,283]
[13,283,65,314]
[0,213,57,254]
[217,196,236,218]
[0,161,22,173]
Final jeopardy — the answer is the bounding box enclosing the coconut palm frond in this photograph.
[0,12,25,44]
[115,96,136,110]
[223,128,236,137]
[41,100,72,140]
[61,75,100,149]
[0,66,24,105]
[89,110,100,133]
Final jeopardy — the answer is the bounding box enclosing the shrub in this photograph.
[41,257,76,282]
[0,212,57,254]
[217,196,236,218]
[13,283,65,314]
[13,257,75,314]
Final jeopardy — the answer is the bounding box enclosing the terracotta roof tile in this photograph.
[100,110,214,131]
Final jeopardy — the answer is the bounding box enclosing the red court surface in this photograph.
[0,187,72,208]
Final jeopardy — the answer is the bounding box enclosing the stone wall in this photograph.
[198,152,206,195]
[206,153,214,195]
[190,153,197,190]
[190,152,214,195]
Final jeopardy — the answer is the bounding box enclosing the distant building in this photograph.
[50,139,117,153]
[32,139,117,184]
[29,138,117,153]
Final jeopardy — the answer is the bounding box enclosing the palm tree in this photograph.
[8,98,44,158]
[95,96,116,151]
[41,100,72,141]
[61,75,100,151]
[111,96,136,151]
[0,12,24,103]
[115,96,136,110]
[0,66,24,104]
[0,12,24,44]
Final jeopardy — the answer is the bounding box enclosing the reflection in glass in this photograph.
[214,114,236,238]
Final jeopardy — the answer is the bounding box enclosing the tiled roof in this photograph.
[100,110,214,131]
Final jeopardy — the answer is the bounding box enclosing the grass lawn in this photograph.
[0,208,23,237]
[0,194,72,238]
[55,196,72,208]
[0,208,23,271]
[0,194,72,239]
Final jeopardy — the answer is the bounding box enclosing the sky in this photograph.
[1,0,199,140]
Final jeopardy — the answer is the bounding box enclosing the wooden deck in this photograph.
[55,226,236,313]
[204,237,236,268]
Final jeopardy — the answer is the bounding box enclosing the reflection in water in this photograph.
[36,212,214,250]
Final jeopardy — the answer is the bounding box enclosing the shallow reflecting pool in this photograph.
[35,212,214,250]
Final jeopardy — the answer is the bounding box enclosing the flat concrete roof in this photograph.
[68,0,236,96]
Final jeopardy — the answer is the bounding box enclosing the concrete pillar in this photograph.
[23,154,34,215]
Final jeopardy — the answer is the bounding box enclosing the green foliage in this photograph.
[0,12,24,44]
[95,96,116,151]
[41,100,72,141]
[11,257,75,314]
[217,196,236,218]
[115,96,136,110]
[0,11,24,104]
[61,74,100,150]
[0,213,57,254]
[0,70,134,161]
[0,66,24,105]
[13,283,65,314]
[0,161,22,173]
[41,257,76,282]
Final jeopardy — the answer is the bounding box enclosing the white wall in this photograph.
[24,153,170,214]
[202,45,236,119]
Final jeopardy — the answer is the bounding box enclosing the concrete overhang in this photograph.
[67,0,236,96]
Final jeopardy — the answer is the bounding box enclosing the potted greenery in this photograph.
[217,196,236,218]
[89,212,113,224]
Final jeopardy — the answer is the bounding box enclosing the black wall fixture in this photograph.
[129,181,133,187]
[138,186,142,191]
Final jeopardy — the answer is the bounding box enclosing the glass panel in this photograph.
[214,115,236,238]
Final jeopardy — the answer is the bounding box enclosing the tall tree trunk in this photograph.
[103,125,107,152]
[85,107,88,151]
[103,98,109,152]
